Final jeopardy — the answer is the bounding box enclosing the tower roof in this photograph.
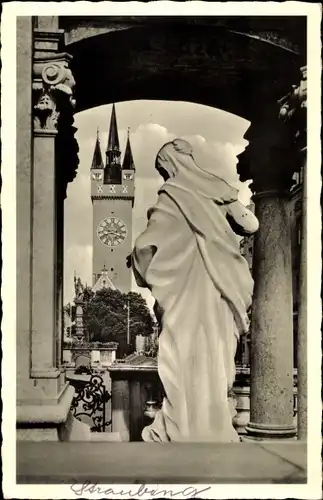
[91,128,104,169]
[106,103,120,153]
[92,265,116,293]
[122,128,135,170]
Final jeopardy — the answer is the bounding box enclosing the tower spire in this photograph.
[122,127,135,170]
[91,127,104,169]
[105,104,122,184]
[106,103,120,155]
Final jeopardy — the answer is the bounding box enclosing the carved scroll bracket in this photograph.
[33,55,76,135]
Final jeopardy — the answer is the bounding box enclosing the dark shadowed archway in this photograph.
[61,17,304,121]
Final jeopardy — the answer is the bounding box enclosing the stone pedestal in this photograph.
[108,356,163,441]
[110,378,131,441]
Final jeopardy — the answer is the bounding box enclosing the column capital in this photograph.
[278,66,307,153]
[238,66,307,196]
[237,117,299,195]
[32,54,76,134]
[32,25,79,195]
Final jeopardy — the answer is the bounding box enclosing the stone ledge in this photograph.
[30,368,60,379]
[17,384,75,425]
[16,441,307,484]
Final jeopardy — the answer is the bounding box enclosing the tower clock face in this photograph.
[97,217,127,247]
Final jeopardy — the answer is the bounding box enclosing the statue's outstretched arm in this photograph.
[226,200,259,236]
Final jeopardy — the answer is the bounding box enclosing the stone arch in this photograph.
[64,22,302,121]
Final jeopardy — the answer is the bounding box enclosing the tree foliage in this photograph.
[84,288,153,357]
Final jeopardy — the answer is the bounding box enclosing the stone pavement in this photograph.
[17,441,306,484]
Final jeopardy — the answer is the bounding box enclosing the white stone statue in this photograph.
[132,139,259,442]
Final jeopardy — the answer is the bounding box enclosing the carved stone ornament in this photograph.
[278,66,307,151]
[33,56,76,133]
[278,66,307,120]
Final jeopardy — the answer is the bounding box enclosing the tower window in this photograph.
[111,268,114,272]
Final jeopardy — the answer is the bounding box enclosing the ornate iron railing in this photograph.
[70,374,111,432]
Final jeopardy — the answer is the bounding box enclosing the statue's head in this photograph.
[155,139,194,180]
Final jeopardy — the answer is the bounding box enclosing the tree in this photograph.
[84,288,153,357]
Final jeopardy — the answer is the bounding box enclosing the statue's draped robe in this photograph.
[132,145,258,442]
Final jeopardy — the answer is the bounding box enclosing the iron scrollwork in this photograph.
[70,374,111,432]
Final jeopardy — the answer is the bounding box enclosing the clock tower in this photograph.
[91,104,135,292]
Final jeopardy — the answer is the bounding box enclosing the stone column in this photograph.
[238,114,299,440]
[31,112,59,381]
[31,31,75,386]
[278,67,307,441]
[246,191,296,439]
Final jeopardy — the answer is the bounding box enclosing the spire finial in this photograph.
[91,127,104,170]
[122,127,135,171]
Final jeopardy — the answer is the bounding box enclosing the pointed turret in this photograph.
[91,128,104,170]
[122,128,135,170]
[105,104,122,184]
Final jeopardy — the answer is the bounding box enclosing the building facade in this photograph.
[91,104,135,292]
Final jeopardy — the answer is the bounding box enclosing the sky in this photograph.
[64,100,252,309]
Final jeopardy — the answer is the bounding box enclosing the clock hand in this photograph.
[106,229,120,234]
[106,230,123,237]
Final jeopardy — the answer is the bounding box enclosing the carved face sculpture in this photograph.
[97,217,127,247]
[36,93,54,111]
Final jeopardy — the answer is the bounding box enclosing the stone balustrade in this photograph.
[107,356,299,441]
[62,345,118,369]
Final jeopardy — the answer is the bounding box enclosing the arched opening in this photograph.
[61,23,304,389]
